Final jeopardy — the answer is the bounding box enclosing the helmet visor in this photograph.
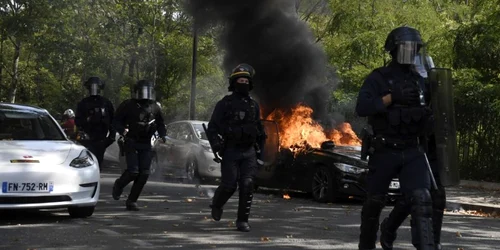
[136,86,155,100]
[413,53,435,78]
[89,83,100,96]
[396,41,420,65]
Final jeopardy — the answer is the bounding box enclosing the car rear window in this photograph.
[0,110,66,140]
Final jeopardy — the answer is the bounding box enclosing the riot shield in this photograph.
[428,68,460,186]
[256,120,280,180]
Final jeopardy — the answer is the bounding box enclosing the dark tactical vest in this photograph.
[222,94,258,146]
[127,100,155,140]
[84,97,111,137]
[369,67,431,138]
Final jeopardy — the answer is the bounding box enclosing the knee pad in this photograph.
[240,178,254,194]
[362,194,386,218]
[411,188,432,217]
[431,187,446,210]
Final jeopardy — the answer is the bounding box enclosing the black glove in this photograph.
[391,84,420,106]
[161,136,167,143]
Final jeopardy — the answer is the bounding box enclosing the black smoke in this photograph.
[185,0,335,126]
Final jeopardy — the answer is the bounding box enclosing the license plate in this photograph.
[2,182,53,193]
[389,181,400,189]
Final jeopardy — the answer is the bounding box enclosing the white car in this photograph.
[0,103,100,218]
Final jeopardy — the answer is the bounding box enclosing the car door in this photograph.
[158,123,179,168]
[169,122,193,168]
[256,120,280,180]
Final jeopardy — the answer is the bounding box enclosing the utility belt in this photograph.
[373,136,421,150]
[361,128,421,160]
[224,139,255,149]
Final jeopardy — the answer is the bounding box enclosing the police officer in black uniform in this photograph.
[380,55,446,250]
[207,63,266,232]
[111,80,167,211]
[75,76,116,170]
[356,26,435,250]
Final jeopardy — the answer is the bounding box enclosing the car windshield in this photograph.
[0,110,66,140]
[192,123,208,140]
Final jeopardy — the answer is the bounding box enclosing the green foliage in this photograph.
[0,0,499,181]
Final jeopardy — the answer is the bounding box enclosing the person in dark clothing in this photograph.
[207,63,266,232]
[380,55,446,250]
[356,26,435,250]
[75,76,116,170]
[112,80,167,211]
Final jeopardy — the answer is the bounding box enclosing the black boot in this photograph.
[210,186,235,221]
[359,195,385,250]
[236,191,253,232]
[410,189,435,250]
[112,171,137,200]
[380,198,412,250]
[431,188,446,249]
[126,174,149,211]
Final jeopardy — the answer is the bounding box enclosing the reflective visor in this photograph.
[90,84,100,96]
[137,86,155,100]
[396,41,419,65]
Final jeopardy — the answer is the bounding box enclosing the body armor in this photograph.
[369,67,431,138]
[223,94,258,147]
[127,100,155,140]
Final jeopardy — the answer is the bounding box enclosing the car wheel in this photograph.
[185,158,199,183]
[311,166,336,203]
[68,206,95,218]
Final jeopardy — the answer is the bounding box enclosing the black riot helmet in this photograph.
[84,76,105,96]
[384,26,424,65]
[134,80,155,100]
[228,63,255,91]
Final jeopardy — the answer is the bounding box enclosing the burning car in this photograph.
[256,104,400,202]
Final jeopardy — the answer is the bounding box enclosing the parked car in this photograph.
[153,120,221,182]
[0,103,100,217]
[256,120,400,202]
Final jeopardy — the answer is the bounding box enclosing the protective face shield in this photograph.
[396,41,420,65]
[135,85,155,100]
[89,83,100,96]
[413,53,435,78]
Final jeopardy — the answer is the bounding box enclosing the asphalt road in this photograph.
[1,163,500,250]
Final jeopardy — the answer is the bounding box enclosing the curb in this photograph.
[446,201,500,214]
[459,180,500,191]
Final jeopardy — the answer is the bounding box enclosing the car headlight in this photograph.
[70,150,95,168]
[334,163,368,174]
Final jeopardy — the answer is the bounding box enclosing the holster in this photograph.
[360,127,374,161]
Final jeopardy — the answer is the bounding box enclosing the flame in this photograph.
[266,104,361,150]
[283,194,291,200]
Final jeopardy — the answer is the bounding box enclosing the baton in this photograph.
[423,152,438,190]
[202,123,222,163]
[148,119,156,125]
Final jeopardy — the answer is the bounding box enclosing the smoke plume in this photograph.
[185,0,334,126]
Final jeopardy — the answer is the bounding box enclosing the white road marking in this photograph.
[97,228,121,236]
[128,239,153,246]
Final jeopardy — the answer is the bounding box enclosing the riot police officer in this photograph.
[207,63,266,232]
[112,80,166,211]
[75,76,116,170]
[380,55,446,250]
[356,26,435,250]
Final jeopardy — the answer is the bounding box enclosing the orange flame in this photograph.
[283,194,291,200]
[266,104,361,149]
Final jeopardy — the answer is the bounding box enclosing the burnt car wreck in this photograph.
[256,120,400,203]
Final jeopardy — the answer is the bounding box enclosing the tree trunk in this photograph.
[8,38,21,103]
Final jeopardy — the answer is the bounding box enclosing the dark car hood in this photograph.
[314,145,368,168]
